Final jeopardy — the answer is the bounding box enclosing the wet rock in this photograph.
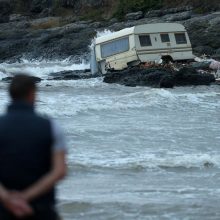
[167,11,192,21]
[159,75,174,88]
[9,14,28,22]
[145,10,163,18]
[104,66,215,88]
[145,7,193,18]
[126,11,144,21]
[184,14,220,50]
[0,4,220,63]
[109,18,118,24]
[48,69,98,80]
[2,76,42,83]
[104,67,174,88]
[174,67,215,86]
[2,77,13,82]
[164,6,193,14]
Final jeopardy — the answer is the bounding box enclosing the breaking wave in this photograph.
[0,58,89,80]
[0,29,113,81]
[70,153,220,172]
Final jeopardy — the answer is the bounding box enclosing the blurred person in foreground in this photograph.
[0,75,67,219]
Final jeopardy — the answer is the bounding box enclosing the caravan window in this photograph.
[160,34,170,43]
[139,35,152,47]
[101,37,129,58]
[175,33,187,44]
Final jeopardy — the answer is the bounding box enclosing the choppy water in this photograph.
[0,60,220,220]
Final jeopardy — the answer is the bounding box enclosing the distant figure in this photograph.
[0,75,67,219]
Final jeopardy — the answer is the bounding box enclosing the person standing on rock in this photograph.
[0,74,67,219]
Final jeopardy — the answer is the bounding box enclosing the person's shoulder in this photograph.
[34,113,54,128]
[35,112,51,122]
[0,114,8,123]
[35,114,61,131]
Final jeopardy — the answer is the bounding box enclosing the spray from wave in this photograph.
[0,58,89,80]
[0,30,114,80]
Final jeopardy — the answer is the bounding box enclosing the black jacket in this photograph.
[0,101,55,206]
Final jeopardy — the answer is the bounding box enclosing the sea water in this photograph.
[0,59,220,220]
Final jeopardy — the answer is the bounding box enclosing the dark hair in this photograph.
[9,74,37,100]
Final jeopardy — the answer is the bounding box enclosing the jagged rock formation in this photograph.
[103,67,216,88]
[0,1,219,62]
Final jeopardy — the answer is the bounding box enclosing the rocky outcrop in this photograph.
[145,6,193,18]
[103,67,215,88]
[125,11,144,21]
[174,67,215,86]
[0,17,100,62]
[166,11,192,21]
[183,14,220,52]
[48,69,98,80]
[0,3,220,63]
[2,76,42,83]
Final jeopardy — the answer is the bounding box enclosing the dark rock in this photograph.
[145,7,193,18]
[193,46,215,56]
[2,77,13,82]
[104,66,215,88]
[0,4,220,63]
[48,69,99,80]
[9,14,28,22]
[184,14,220,50]
[109,18,118,24]
[2,76,41,83]
[126,11,144,21]
[167,11,192,21]
[174,67,215,86]
[104,67,174,88]
[164,6,193,15]
[159,75,174,88]
[31,76,42,83]
[145,10,163,18]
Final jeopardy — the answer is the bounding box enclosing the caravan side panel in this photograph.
[96,35,138,71]
[134,23,194,62]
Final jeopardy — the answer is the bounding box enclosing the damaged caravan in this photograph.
[90,23,195,74]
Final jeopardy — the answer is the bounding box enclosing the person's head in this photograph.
[9,74,37,104]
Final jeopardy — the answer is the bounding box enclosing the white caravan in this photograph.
[90,23,195,74]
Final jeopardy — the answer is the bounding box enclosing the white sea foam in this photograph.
[0,58,90,80]
[90,29,113,49]
[71,153,220,170]
[0,29,114,80]
[33,83,220,118]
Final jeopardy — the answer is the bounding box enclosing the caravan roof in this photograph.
[95,23,186,44]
